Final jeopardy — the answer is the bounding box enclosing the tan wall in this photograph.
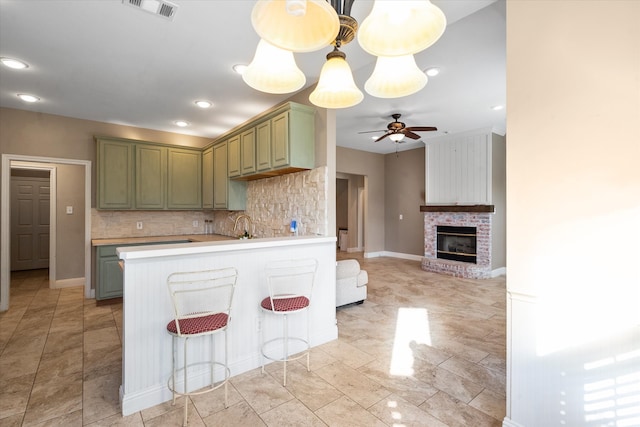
[384,147,426,256]
[506,1,640,425]
[56,163,85,280]
[336,146,385,254]
[0,107,213,207]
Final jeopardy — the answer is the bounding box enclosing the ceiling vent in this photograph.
[123,0,178,21]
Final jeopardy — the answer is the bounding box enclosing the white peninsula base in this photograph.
[117,236,337,415]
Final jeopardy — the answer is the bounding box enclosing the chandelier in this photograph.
[243,0,447,109]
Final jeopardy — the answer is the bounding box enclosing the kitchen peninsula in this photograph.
[117,235,337,415]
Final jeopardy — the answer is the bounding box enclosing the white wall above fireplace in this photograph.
[424,127,503,205]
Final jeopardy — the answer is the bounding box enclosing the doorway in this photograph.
[336,173,366,253]
[1,154,92,312]
[10,169,51,271]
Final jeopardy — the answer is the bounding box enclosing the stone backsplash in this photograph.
[92,166,328,239]
[213,166,328,238]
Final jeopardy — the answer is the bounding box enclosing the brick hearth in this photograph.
[421,205,494,279]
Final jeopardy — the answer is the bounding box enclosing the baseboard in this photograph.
[382,251,423,261]
[364,251,384,258]
[346,247,362,253]
[502,418,524,427]
[52,277,85,289]
[491,267,507,277]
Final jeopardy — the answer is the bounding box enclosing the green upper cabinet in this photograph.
[256,119,272,171]
[97,138,134,209]
[271,103,315,171]
[213,140,246,210]
[240,128,256,175]
[135,144,166,209]
[167,148,202,209]
[202,146,214,209]
[96,137,202,210]
[227,135,241,178]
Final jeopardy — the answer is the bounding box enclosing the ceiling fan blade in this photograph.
[358,129,387,134]
[403,130,422,140]
[374,132,392,142]
[405,126,438,132]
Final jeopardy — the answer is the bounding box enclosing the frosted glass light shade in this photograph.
[309,52,364,109]
[358,0,446,56]
[389,133,405,142]
[365,54,428,98]
[242,39,306,94]
[251,0,340,53]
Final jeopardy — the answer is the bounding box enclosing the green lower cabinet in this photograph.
[96,241,190,300]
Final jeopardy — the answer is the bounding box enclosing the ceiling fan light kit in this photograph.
[357,0,447,57]
[309,49,364,109]
[242,39,306,94]
[365,54,428,98]
[251,0,339,52]
[246,0,447,108]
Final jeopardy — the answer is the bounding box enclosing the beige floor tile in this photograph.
[279,361,342,411]
[420,391,502,427]
[314,395,387,427]
[469,388,506,421]
[190,382,244,418]
[317,340,376,369]
[143,403,206,427]
[368,393,448,427]
[358,359,438,407]
[315,361,391,408]
[21,371,82,426]
[202,400,265,427]
[82,371,122,424]
[6,259,507,427]
[28,409,83,427]
[84,411,145,426]
[260,398,326,427]
[0,373,35,420]
[230,368,294,414]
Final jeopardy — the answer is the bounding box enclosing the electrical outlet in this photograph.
[136,221,143,230]
[66,206,73,214]
[255,317,261,332]
[192,220,199,227]
[399,214,403,220]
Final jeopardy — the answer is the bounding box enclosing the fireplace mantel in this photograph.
[420,204,495,213]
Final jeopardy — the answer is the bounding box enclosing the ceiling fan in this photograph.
[360,113,437,142]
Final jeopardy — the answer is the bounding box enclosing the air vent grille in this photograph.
[123,0,178,21]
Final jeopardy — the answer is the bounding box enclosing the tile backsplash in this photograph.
[92,166,328,240]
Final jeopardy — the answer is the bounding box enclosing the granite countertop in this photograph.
[91,234,234,246]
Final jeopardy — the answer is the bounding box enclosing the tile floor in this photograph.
[0,254,506,426]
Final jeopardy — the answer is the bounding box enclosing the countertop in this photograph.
[91,234,234,246]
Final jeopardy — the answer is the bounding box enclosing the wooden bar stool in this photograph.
[260,258,318,386]
[166,267,238,426]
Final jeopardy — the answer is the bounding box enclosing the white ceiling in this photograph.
[0,0,505,155]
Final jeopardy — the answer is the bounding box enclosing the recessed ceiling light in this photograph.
[491,105,504,111]
[174,120,189,127]
[425,67,440,77]
[194,100,212,109]
[17,94,40,103]
[1,57,29,69]
[233,64,248,75]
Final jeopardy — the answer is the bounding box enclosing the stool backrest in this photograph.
[167,268,238,333]
[265,258,318,308]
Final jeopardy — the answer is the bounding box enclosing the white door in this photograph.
[11,176,50,271]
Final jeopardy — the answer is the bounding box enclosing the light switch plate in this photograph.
[136,221,143,230]
[66,206,73,214]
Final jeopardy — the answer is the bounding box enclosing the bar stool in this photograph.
[260,258,318,386]
[166,267,238,426]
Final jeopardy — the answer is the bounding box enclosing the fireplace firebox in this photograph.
[436,226,477,264]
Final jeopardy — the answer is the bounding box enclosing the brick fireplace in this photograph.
[420,205,494,279]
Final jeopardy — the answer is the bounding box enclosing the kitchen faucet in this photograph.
[233,214,253,238]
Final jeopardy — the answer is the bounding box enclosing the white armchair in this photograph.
[336,259,368,307]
